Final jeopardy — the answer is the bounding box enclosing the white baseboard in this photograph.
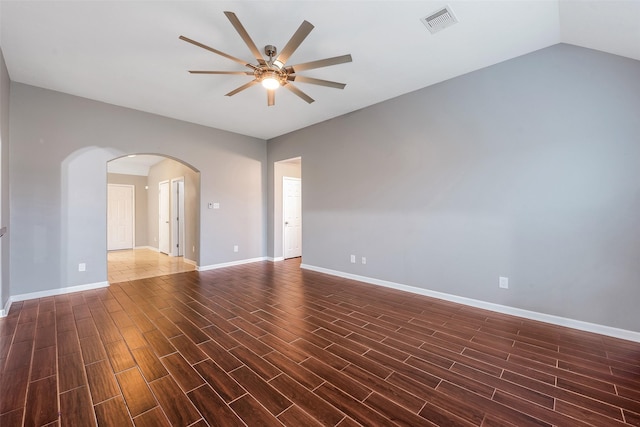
[134,246,159,252]
[198,257,267,272]
[267,257,284,262]
[300,264,640,343]
[183,258,198,267]
[0,298,10,317]
[6,281,110,309]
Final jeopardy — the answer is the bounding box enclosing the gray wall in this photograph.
[10,83,266,295]
[146,159,200,262]
[268,44,640,332]
[0,47,9,309]
[107,173,149,247]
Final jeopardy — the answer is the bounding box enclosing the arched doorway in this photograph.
[106,154,200,282]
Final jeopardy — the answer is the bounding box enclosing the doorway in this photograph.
[159,178,186,256]
[106,154,200,282]
[274,157,302,260]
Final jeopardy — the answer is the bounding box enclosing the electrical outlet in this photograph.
[499,276,509,289]
[233,245,239,253]
[78,263,86,272]
[192,246,195,253]
[361,257,367,265]
[350,254,356,263]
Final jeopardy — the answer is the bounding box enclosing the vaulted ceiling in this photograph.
[1,1,638,139]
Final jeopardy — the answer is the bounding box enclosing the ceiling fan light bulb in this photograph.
[262,76,280,90]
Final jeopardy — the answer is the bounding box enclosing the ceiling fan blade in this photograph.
[224,11,267,66]
[285,54,352,73]
[267,89,275,106]
[225,80,259,97]
[283,83,314,104]
[179,35,255,69]
[287,75,346,89]
[189,71,254,75]
[273,20,314,68]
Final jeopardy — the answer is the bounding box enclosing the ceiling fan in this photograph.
[180,11,352,106]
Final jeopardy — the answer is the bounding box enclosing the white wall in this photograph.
[268,44,640,332]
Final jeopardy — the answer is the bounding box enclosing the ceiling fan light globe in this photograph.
[261,76,281,89]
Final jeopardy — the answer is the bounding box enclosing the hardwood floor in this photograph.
[1,259,639,426]
[107,249,195,283]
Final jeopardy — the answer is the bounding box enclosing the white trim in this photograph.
[158,180,171,255]
[6,281,110,307]
[134,245,159,252]
[170,177,186,257]
[197,257,266,272]
[267,257,285,262]
[300,264,640,343]
[0,298,11,317]
[183,258,198,267]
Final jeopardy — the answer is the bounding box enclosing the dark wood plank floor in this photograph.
[1,258,639,426]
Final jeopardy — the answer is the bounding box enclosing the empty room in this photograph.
[1,1,639,426]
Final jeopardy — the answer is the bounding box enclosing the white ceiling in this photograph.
[1,1,638,140]
[107,154,166,176]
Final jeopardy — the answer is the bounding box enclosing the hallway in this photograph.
[107,249,195,283]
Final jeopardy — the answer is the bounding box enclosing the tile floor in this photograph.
[1,259,640,426]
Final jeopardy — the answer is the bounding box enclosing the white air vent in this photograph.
[421,5,458,34]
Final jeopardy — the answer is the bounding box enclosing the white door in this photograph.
[107,184,134,250]
[283,177,302,259]
[171,178,185,257]
[159,181,171,254]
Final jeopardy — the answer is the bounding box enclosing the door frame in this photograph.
[273,157,302,261]
[158,180,171,254]
[170,177,185,257]
[107,183,135,251]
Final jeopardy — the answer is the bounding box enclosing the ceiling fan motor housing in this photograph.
[255,68,287,87]
[264,45,277,58]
